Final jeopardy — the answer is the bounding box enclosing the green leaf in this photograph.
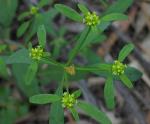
[18,12,30,21]
[101,13,128,22]
[28,42,32,50]
[77,3,89,14]
[112,66,142,82]
[24,14,45,42]
[17,21,30,37]
[0,108,17,124]
[0,0,18,27]
[49,85,64,124]
[118,43,134,62]
[38,0,52,8]
[6,48,32,64]
[24,8,58,42]
[104,75,115,109]
[25,61,38,85]
[29,94,60,104]
[119,74,133,88]
[0,87,10,101]
[125,67,142,81]
[103,0,133,15]
[37,25,46,48]
[68,27,90,64]
[55,4,82,22]
[78,101,111,124]
[0,58,8,78]
[12,63,40,97]
[38,64,64,84]
[70,108,79,121]
[43,8,59,37]
[73,90,82,98]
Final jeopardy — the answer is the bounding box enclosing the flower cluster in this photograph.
[112,60,127,75]
[84,12,100,26]
[30,6,39,15]
[64,65,76,75]
[29,46,44,60]
[62,92,77,109]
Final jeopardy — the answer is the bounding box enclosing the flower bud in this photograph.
[84,12,100,26]
[29,46,44,60]
[62,92,77,109]
[64,65,76,75]
[30,6,39,15]
[112,60,127,75]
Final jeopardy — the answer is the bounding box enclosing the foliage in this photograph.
[0,0,18,39]
[0,0,142,124]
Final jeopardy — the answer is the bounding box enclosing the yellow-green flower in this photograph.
[62,92,77,109]
[29,46,44,60]
[84,12,100,26]
[112,60,127,75]
[64,65,76,76]
[30,6,39,15]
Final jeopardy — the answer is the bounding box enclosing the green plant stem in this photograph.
[42,57,65,67]
[76,64,112,72]
[76,67,101,71]
[67,27,91,65]
[61,72,69,90]
[42,57,70,90]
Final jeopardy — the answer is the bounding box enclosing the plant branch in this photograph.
[67,27,91,65]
